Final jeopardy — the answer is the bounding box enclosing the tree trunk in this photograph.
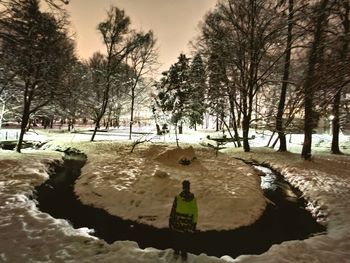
[240,0,257,153]
[105,116,110,129]
[156,123,161,135]
[236,98,242,128]
[222,120,237,147]
[91,75,111,141]
[90,119,100,142]
[331,1,349,154]
[241,84,250,152]
[302,0,329,160]
[0,102,5,129]
[276,0,293,152]
[26,119,31,132]
[331,89,342,154]
[229,95,241,147]
[178,122,183,134]
[16,103,30,153]
[242,116,250,152]
[272,134,279,148]
[129,87,135,140]
[266,130,276,147]
[216,113,219,131]
[175,122,179,147]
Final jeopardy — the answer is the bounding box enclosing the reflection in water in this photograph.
[254,165,298,203]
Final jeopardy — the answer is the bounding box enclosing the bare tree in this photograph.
[56,60,89,131]
[0,63,17,128]
[275,0,295,151]
[301,0,331,160]
[45,0,69,8]
[0,0,75,152]
[199,0,287,152]
[331,0,350,154]
[90,7,151,141]
[125,31,158,140]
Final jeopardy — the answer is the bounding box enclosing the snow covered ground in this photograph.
[1,127,350,262]
[74,143,265,231]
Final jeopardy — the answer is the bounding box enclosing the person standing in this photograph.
[169,180,198,260]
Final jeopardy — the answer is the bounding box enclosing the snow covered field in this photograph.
[1,128,350,262]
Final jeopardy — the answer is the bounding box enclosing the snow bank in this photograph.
[226,148,350,262]
[0,149,230,262]
[2,136,350,262]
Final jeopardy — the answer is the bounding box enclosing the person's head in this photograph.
[182,180,190,192]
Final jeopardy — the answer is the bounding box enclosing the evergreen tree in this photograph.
[206,52,227,132]
[167,54,191,135]
[155,54,191,146]
[188,53,207,130]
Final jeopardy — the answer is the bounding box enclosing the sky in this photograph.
[65,0,217,72]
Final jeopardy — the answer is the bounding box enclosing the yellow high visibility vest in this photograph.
[175,194,198,224]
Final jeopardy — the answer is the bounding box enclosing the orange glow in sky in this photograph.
[66,0,217,72]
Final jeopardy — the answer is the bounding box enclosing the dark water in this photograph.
[34,153,326,259]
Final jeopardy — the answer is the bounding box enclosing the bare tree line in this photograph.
[0,1,158,151]
[185,0,350,159]
[1,0,349,159]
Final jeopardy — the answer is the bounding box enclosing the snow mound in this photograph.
[74,143,266,231]
[154,146,197,166]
